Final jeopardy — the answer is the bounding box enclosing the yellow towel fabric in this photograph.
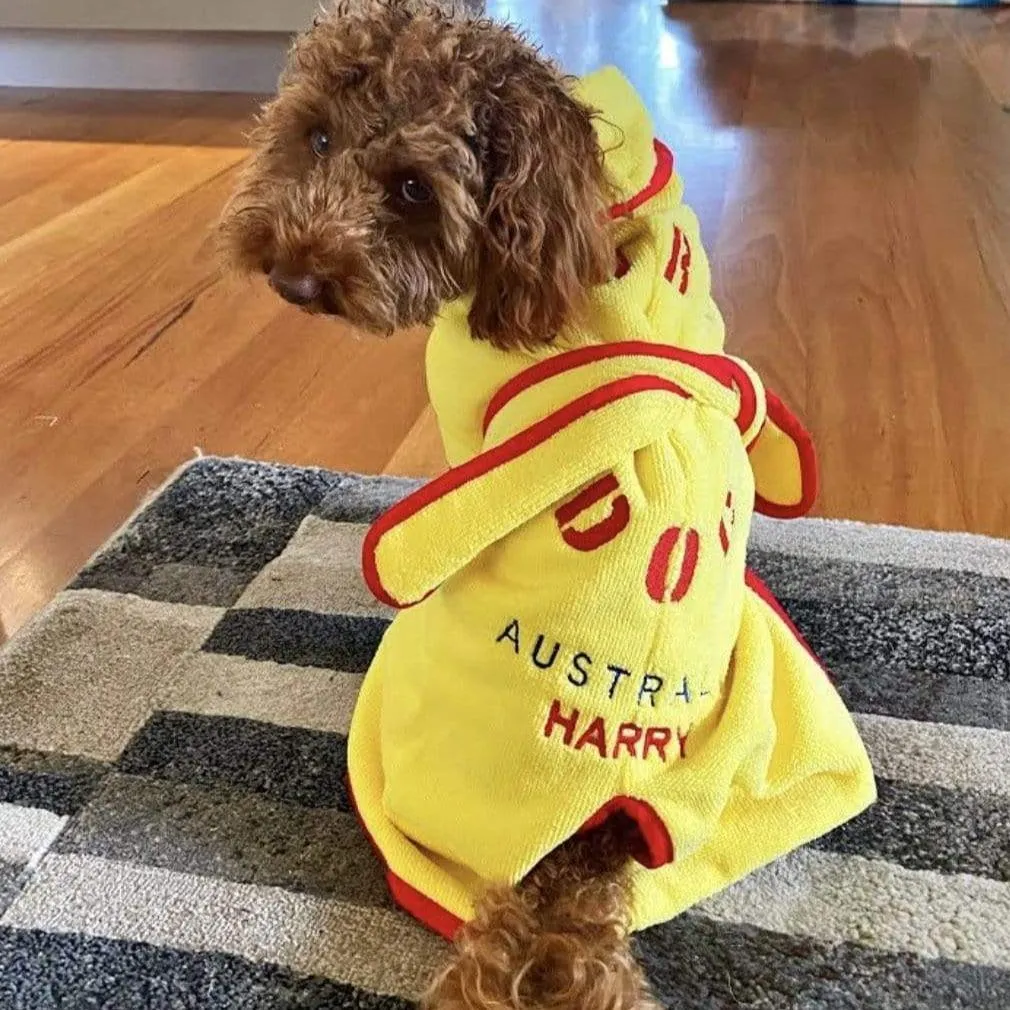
[347,66,875,939]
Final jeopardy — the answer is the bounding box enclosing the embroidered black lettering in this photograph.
[532,635,561,670]
[607,665,632,699]
[568,651,592,687]
[496,619,520,654]
[638,674,663,707]
[675,677,692,703]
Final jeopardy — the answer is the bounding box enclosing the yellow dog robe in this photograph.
[347,67,875,939]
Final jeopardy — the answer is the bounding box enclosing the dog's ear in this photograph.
[469,66,612,349]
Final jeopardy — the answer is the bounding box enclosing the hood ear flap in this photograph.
[749,390,818,519]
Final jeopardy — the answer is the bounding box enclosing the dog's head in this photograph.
[217,0,612,349]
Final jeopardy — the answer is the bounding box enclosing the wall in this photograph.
[0,30,294,91]
[0,1,318,32]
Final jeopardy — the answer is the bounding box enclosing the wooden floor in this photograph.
[0,2,1008,639]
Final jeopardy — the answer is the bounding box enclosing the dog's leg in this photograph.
[423,818,659,1010]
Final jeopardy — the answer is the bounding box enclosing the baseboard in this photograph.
[0,29,292,92]
[0,1,318,32]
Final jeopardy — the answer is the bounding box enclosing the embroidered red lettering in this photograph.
[544,700,579,746]
[555,473,630,552]
[719,491,734,555]
[544,708,679,763]
[613,722,642,758]
[574,717,608,758]
[679,234,692,294]
[664,227,682,283]
[678,727,690,759]
[663,227,691,293]
[646,526,700,603]
[642,727,672,761]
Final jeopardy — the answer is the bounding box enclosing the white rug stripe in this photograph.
[1,852,444,998]
[161,651,363,735]
[751,516,1010,580]
[856,712,1010,797]
[0,803,67,865]
[699,847,1010,969]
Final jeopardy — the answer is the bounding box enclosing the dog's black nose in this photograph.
[269,267,322,306]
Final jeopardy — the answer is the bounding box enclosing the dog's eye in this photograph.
[399,176,433,205]
[309,128,331,158]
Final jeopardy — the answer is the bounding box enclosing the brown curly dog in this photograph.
[217,0,614,350]
[218,3,657,1010]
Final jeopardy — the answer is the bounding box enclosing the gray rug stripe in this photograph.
[834,662,1010,731]
[0,926,415,1010]
[640,912,1010,1010]
[814,778,1010,880]
[5,850,1010,1007]
[1,853,447,999]
[750,549,1010,614]
[697,848,1010,970]
[0,863,23,916]
[779,596,1009,680]
[0,803,66,867]
[165,652,363,737]
[0,916,1004,1010]
[0,590,223,763]
[112,710,1007,882]
[235,517,393,618]
[116,712,350,811]
[53,774,389,906]
[202,609,389,672]
[6,458,1009,1007]
[0,748,108,817]
[71,459,345,609]
[750,515,1010,581]
[316,474,423,524]
[855,713,1010,797]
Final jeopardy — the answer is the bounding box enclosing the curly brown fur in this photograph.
[425,817,658,1010]
[217,0,613,348]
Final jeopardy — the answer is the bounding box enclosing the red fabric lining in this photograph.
[346,775,464,941]
[482,340,757,437]
[614,247,631,279]
[608,140,675,219]
[752,390,818,519]
[348,772,675,939]
[363,374,693,609]
[580,796,676,869]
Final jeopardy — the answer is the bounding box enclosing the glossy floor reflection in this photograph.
[487,0,1010,536]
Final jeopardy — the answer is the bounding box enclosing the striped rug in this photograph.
[1,457,1007,1008]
